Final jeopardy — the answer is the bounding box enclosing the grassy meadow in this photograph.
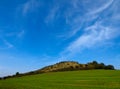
[0,70,120,89]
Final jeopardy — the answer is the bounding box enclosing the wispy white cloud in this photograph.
[21,0,41,16]
[65,22,119,54]
[65,0,115,38]
[58,0,120,57]
[45,0,83,38]
[0,39,14,49]
[45,0,118,40]
[4,40,14,48]
[45,5,60,24]
[43,0,120,60]
[88,0,114,15]
[17,30,25,38]
[0,29,25,50]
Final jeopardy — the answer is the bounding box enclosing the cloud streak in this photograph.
[21,0,41,16]
[88,0,114,15]
[59,0,120,58]
[64,22,119,54]
[0,29,25,50]
[3,39,14,48]
[45,5,60,24]
[0,38,14,49]
[17,30,25,38]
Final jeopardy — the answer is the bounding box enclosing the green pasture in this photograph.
[0,70,120,89]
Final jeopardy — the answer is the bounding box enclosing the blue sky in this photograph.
[0,0,120,76]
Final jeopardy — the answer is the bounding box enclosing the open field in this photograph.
[0,70,120,89]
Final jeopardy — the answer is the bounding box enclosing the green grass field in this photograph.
[0,70,120,89]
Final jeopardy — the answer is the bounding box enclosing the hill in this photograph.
[2,61,114,79]
[28,61,114,74]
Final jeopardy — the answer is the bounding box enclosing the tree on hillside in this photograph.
[96,63,105,69]
[92,61,98,65]
[16,72,20,76]
[105,65,114,70]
